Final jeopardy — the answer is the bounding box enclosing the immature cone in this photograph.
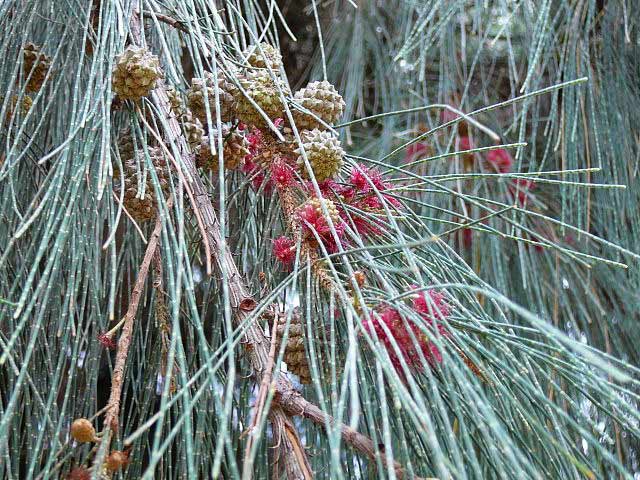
[196,129,249,173]
[243,43,283,71]
[116,129,136,160]
[1,94,33,121]
[295,129,345,181]
[166,85,184,114]
[116,147,171,222]
[235,71,288,128]
[186,71,237,123]
[276,313,311,384]
[22,43,52,93]
[292,81,345,130]
[70,418,97,443]
[112,46,162,101]
[179,111,204,147]
[105,451,129,472]
[67,467,91,480]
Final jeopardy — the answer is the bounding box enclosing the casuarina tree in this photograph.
[1,1,639,479]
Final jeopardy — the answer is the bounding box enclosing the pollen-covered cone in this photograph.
[293,80,345,130]
[22,43,51,93]
[295,129,344,181]
[196,129,249,173]
[243,43,283,71]
[186,71,237,123]
[235,70,289,128]
[112,46,162,101]
[276,313,311,384]
[114,147,171,223]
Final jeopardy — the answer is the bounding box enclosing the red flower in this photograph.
[440,109,461,123]
[296,199,346,252]
[350,212,384,237]
[411,288,451,320]
[319,222,347,253]
[243,155,273,193]
[273,236,296,265]
[458,136,474,151]
[97,333,116,350]
[297,202,334,236]
[486,148,513,173]
[271,160,295,188]
[405,142,430,161]
[314,179,354,200]
[509,178,536,206]
[363,306,447,375]
[350,164,386,193]
[246,128,263,156]
[461,228,473,249]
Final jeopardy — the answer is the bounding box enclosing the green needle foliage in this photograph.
[1,1,638,479]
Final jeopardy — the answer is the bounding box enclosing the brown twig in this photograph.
[103,202,168,433]
[145,11,189,33]
[142,10,234,36]
[241,312,280,479]
[274,382,434,480]
[242,312,313,480]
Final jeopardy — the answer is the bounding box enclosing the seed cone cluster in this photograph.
[243,42,283,71]
[187,71,237,123]
[196,129,249,173]
[166,85,184,114]
[180,111,204,147]
[295,129,345,181]
[276,312,311,384]
[179,44,345,181]
[236,71,289,128]
[116,147,170,222]
[22,43,51,92]
[112,46,162,101]
[293,81,345,130]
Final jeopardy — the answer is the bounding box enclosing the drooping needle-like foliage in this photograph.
[0,1,638,479]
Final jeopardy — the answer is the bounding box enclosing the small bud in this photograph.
[70,418,97,443]
[67,466,90,480]
[97,332,116,350]
[239,298,257,311]
[105,450,129,471]
[353,271,366,288]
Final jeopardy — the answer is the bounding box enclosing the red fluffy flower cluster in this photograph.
[272,236,296,265]
[272,163,403,266]
[316,164,401,236]
[97,332,116,350]
[363,289,451,375]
